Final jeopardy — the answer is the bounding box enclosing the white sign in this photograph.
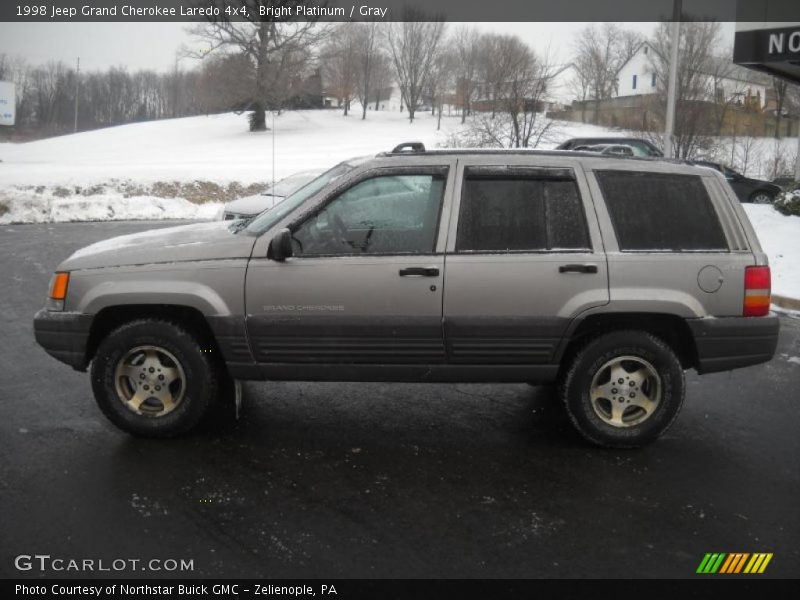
[0,81,16,126]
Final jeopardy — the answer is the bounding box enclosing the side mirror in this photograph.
[268,228,293,261]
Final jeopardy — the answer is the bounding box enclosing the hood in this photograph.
[224,193,281,216]
[60,221,258,271]
[742,177,781,190]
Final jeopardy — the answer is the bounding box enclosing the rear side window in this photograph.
[595,170,727,252]
[456,169,590,252]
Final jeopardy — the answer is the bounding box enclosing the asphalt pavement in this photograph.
[0,220,798,579]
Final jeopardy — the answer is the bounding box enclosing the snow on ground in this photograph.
[742,204,800,300]
[0,191,222,224]
[0,109,612,188]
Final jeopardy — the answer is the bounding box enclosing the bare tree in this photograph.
[369,52,393,111]
[772,77,788,138]
[734,123,761,176]
[648,21,723,158]
[496,42,557,148]
[426,42,456,130]
[568,53,593,122]
[450,34,558,149]
[188,1,326,131]
[352,23,383,120]
[386,10,446,123]
[705,54,741,136]
[322,23,359,116]
[573,24,642,124]
[452,26,481,123]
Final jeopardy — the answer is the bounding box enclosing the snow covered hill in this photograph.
[0,109,614,225]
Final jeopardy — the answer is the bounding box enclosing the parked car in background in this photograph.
[689,161,781,204]
[34,142,778,447]
[573,143,635,157]
[557,137,663,157]
[218,169,323,220]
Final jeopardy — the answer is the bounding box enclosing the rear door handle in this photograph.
[559,264,598,274]
[399,266,440,277]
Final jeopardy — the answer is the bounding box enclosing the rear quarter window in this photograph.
[595,170,728,252]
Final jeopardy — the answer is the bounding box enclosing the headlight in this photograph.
[46,272,70,310]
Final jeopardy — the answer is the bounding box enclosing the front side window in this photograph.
[595,170,728,252]
[456,171,590,253]
[291,173,446,256]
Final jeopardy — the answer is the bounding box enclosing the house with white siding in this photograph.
[615,42,769,110]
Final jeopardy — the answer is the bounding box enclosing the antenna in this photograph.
[73,57,80,133]
[271,111,276,194]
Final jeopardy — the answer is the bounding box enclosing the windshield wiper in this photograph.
[228,217,255,233]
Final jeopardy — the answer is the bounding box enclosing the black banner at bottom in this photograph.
[4,579,800,600]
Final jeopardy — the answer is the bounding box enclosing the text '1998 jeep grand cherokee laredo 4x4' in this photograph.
[33,143,780,447]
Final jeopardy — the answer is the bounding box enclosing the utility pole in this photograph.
[173,55,180,119]
[663,0,681,158]
[73,57,80,133]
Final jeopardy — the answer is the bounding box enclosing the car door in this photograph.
[245,164,455,369]
[443,159,610,366]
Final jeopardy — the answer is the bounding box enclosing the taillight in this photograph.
[743,266,770,317]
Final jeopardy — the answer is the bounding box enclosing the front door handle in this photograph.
[559,264,598,274]
[399,266,439,277]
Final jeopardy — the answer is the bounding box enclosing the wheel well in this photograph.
[85,305,219,364]
[558,313,698,373]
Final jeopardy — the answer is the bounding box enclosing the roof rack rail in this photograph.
[389,141,426,154]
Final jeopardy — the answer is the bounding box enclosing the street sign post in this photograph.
[0,81,16,126]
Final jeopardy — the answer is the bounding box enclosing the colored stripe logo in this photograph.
[697,553,773,574]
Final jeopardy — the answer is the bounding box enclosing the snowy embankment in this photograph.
[742,204,800,301]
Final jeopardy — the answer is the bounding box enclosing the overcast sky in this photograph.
[0,21,735,73]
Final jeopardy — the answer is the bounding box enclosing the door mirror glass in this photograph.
[268,228,293,261]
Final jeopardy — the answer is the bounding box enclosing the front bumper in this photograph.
[688,314,780,374]
[33,309,93,371]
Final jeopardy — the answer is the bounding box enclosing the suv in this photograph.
[33,142,779,447]
[557,137,663,157]
[688,160,782,204]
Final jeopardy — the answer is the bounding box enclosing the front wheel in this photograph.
[91,319,221,437]
[559,330,685,448]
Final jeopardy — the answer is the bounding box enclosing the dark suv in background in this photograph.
[557,137,663,157]
[689,160,782,204]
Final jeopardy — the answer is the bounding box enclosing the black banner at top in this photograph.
[2,0,800,23]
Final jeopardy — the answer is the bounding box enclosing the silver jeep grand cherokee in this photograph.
[33,142,780,447]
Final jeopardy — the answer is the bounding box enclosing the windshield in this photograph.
[245,161,357,234]
[263,171,320,197]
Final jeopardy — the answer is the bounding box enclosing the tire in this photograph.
[559,330,685,448]
[749,191,773,204]
[90,318,220,437]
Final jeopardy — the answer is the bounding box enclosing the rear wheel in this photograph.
[559,330,685,448]
[750,191,773,204]
[91,319,220,437]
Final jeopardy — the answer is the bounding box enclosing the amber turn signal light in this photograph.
[49,272,70,300]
